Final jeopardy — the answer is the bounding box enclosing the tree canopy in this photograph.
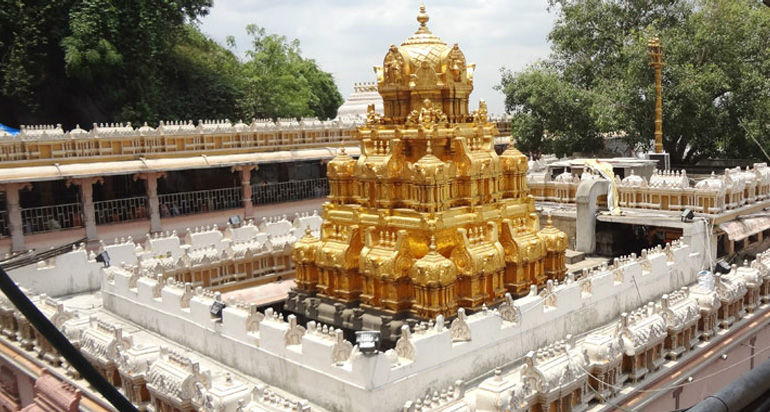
[237,25,342,121]
[0,3,342,128]
[498,0,770,163]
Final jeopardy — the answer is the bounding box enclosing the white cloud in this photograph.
[199,1,555,115]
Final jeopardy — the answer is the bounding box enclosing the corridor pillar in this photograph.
[235,165,258,219]
[68,177,102,243]
[1,183,29,252]
[135,172,165,233]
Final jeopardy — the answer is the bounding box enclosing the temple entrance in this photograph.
[595,221,682,257]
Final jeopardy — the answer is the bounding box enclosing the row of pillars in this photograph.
[1,166,257,252]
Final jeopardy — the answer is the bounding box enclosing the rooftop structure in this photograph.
[335,83,383,120]
[288,6,567,335]
[0,5,769,412]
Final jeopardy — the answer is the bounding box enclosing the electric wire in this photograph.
[562,338,770,412]
[569,338,770,396]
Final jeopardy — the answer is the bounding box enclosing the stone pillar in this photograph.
[135,172,165,233]
[2,183,29,252]
[236,165,257,219]
[575,179,609,254]
[68,177,102,243]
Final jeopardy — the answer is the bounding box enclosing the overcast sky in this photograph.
[199,1,556,116]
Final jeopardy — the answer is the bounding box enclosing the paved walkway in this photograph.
[0,198,325,255]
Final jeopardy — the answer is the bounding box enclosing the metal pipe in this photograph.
[742,387,770,411]
[687,358,770,412]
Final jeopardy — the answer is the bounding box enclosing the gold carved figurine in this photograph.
[366,103,382,127]
[291,5,567,322]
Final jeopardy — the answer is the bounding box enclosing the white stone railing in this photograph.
[6,213,322,297]
[94,196,148,225]
[21,202,83,234]
[251,178,329,206]
[529,163,770,216]
[158,186,242,217]
[0,118,512,167]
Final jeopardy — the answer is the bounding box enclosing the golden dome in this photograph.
[327,146,356,178]
[399,5,452,71]
[500,145,529,174]
[375,5,474,124]
[292,226,321,264]
[410,236,457,286]
[411,140,454,183]
[537,214,568,252]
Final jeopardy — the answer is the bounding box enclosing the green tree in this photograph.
[0,0,217,127]
[500,64,602,157]
[499,0,770,164]
[0,4,343,128]
[60,0,214,123]
[0,1,76,119]
[238,25,342,120]
[159,26,247,122]
[299,60,344,120]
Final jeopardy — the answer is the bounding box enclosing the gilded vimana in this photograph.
[288,6,567,338]
[4,2,770,412]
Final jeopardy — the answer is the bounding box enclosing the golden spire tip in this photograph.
[417,4,429,27]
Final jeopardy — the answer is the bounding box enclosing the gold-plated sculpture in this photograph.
[648,37,664,154]
[292,5,567,319]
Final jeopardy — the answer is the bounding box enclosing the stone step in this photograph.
[565,249,585,264]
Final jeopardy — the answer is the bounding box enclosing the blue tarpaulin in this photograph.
[0,123,19,136]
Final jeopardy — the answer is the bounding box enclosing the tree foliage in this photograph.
[238,25,342,120]
[0,3,342,128]
[499,0,770,163]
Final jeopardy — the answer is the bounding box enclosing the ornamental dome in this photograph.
[695,172,727,194]
[67,124,88,138]
[327,146,356,178]
[621,170,645,187]
[375,5,475,124]
[409,236,457,286]
[554,170,576,184]
[291,226,321,265]
[138,122,156,136]
[537,214,568,253]
[500,146,529,174]
[411,140,454,183]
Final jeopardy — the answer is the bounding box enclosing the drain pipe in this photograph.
[688,358,770,412]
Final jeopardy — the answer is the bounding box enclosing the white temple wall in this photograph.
[102,277,379,412]
[144,235,183,260]
[185,229,226,253]
[8,249,102,297]
[6,218,304,298]
[102,242,139,267]
[101,240,703,412]
[683,219,716,271]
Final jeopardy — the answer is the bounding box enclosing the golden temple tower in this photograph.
[291,6,567,321]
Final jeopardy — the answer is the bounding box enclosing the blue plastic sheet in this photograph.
[0,123,19,136]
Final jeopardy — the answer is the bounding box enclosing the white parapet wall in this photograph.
[101,239,701,412]
[7,241,136,297]
[6,214,324,298]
